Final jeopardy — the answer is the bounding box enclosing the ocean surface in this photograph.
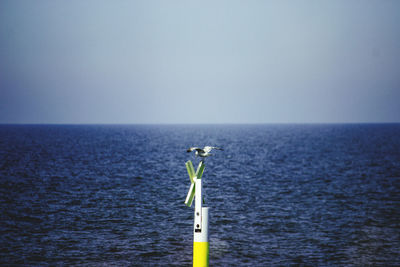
[0,124,399,266]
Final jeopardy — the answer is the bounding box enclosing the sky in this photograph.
[1,0,399,124]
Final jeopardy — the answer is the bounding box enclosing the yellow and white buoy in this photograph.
[185,160,209,267]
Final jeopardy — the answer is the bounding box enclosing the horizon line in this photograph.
[1,122,400,126]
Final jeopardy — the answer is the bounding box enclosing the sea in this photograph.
[0,124,399,266]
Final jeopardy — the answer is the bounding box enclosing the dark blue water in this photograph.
[1,124,399,266]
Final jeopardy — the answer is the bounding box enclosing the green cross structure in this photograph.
[184,160,205,207]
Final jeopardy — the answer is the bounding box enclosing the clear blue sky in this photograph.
[1,0,399,124]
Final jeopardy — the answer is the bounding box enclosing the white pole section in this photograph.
[194,207,209,242]
[194,177,202,232]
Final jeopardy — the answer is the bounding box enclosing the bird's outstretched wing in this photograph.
[203,146,223,153]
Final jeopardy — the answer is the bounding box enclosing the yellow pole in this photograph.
[193,207,209,267]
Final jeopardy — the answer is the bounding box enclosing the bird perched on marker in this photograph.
[187,146,223,160]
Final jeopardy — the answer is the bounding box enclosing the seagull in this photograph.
[187,146,223,160]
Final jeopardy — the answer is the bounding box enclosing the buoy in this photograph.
[185,160,209,267]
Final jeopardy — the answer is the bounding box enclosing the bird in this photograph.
[187,146,223,160]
